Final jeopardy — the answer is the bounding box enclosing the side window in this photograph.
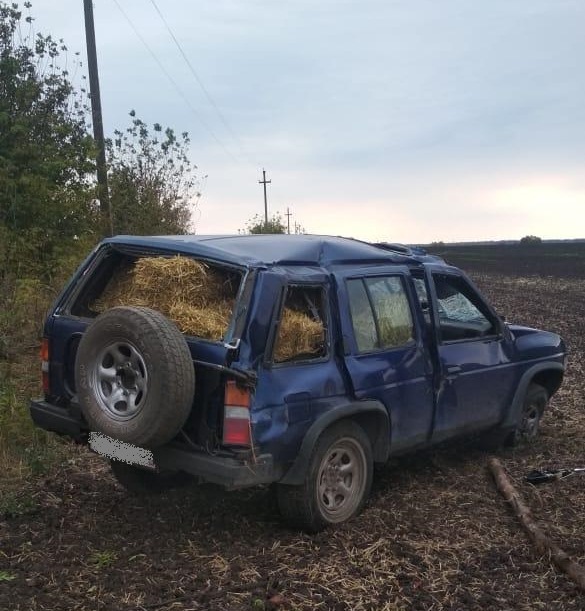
[347,279,377,351]
[273,285,327,364]
[432,273,496,342]
[347,276,414,353]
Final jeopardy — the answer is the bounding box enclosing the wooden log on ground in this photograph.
[489,457,585,591]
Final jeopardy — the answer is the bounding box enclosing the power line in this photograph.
[148,0,257,168]
[110,0,240,165]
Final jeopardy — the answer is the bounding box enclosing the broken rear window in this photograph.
[70,251,242,341]
[272,285,327,364]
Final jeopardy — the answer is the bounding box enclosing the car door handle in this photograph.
[446,365,462,379]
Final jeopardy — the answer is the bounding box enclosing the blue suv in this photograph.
[30,235,566,531]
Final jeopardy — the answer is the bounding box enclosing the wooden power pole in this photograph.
[258,169,271,228]
[84,0,112,236]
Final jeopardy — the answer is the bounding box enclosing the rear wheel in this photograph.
[277,421,373,532]
[110,460,193,495]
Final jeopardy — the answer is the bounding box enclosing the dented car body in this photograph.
[30,234,566,530]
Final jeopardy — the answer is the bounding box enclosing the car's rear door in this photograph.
[334,266,435,453]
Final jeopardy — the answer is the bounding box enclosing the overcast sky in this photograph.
[32,0,585,243]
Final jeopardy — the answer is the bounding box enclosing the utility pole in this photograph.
[258,169,271,229]
[84,0,112,236]
[285,207,292,234]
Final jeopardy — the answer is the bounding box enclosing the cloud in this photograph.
[32,0,585,241]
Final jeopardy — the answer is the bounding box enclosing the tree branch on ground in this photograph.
[489,457,585,591]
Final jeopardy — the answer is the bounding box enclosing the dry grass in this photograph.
[95,256,326,355]
[93,256,235,340]
[353,294,413,350]
[273,308,324,362]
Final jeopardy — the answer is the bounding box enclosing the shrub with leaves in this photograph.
[107,111,198,235]
[0,1,97,272]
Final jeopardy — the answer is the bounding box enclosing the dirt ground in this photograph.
[1,270,584,610]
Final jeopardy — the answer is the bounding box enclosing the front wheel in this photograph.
[277,421,373,532]
[479,383,549,450]
[509,383,548,446]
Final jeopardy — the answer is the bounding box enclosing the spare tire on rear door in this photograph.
[75,306,195,448]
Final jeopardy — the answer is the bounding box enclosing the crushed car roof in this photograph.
[105,234,443,269]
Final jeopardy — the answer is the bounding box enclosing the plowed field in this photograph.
[1,270,584,610]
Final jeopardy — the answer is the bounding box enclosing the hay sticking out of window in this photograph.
[93,256,325,354]
[92,256,236,339]
[273,308,325,363]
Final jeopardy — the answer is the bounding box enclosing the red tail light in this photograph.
[222,380,251,447]
[41,338,50,394]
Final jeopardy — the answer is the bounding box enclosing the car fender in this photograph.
[279,400,390,485]
[502,362,564,429]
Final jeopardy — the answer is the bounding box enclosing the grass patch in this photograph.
[90,550,118,569]
[0,570,17,582]
[0,490,38,519]
[0,241,96,483]
[0,359,64,480]
[0,367,61,478]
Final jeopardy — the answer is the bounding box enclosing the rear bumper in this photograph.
[30,399,85,440]
[29,399,280,490]
[155,446,279,490]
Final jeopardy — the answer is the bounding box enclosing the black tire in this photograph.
[507,383,548,446]
[110,460,193,495]
[276,421,373,532]
[479,383,549,450]
[75,306,195,448]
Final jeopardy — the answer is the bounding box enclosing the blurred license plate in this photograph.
[88,432,156,469]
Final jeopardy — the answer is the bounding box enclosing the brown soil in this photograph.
[1,270,584,610]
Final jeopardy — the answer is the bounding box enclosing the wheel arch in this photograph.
[531,368,564,399]
[502,362,564,430]
[279,400,390,486]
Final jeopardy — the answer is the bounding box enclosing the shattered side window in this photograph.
[272,285,327,364]
[347,276,414,352]
[413,277,428,304]
[432,273,496,341]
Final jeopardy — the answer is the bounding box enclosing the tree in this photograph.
[0,2,200,275]
[244,212,287,234]
[107,111,198,235]
[520,235,542,246]
[0,1,97,271]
